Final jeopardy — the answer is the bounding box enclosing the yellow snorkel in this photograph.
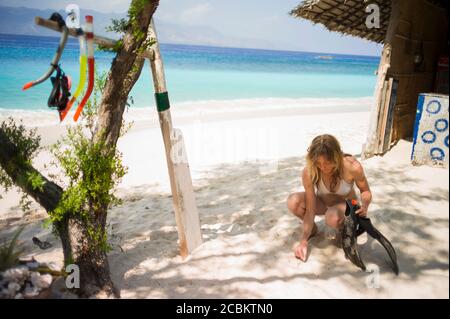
[73,42,88,104]
[59,5,87,122]
[73,15,95,122]
[60,35,87,122]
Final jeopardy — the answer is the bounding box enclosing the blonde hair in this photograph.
[306,134,345,192]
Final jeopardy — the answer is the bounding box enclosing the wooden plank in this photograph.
[147,20,202,258]
[361,42,392,159]
[378,78,394,153]
[382,79,399,153]
[374,80,389,153]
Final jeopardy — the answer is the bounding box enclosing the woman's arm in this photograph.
[351,160,372,216]
[301,168,316,242]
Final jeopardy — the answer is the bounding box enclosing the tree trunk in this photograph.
[79,0,159,297]
[0,0,160,298]
[66,214,116,297]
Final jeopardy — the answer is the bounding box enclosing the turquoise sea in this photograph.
[0,33,379,112]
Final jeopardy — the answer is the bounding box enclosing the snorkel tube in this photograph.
[60,39,86,121]
[73,15,94,122]
[59,8,87,122]
[22,13,69,91]
[60,37,86,121]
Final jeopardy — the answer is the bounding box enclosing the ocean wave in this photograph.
[0,96,374,127]
[0,109,63,127]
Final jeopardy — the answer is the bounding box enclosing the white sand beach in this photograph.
[0,98,448,298]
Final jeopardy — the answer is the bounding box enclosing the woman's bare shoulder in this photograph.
[344,155,364,175]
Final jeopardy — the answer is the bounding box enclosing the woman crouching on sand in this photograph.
[286,134,372,261]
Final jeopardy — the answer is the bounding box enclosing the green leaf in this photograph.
[0,226,25,272]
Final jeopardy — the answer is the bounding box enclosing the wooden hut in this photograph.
[291,0,449,158]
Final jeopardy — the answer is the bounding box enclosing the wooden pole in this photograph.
[146,20,203,258]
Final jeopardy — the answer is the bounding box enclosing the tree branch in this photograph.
[0,128,63,212]
[95,0,160,147]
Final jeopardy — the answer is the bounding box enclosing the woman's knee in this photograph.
[287,193,305,216]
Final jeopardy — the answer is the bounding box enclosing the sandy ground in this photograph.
[0,100,448,298]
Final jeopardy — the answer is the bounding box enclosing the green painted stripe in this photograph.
[155,92,170,112]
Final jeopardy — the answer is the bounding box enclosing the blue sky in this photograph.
[0,0,382,56]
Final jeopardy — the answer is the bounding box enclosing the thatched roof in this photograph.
[290,0,449,44]
[290,0,390,43]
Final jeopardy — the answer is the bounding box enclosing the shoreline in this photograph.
[0,96,373,131]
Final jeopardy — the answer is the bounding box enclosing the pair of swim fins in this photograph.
[341,199,399,275]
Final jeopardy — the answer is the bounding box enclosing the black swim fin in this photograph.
[341,201,366,271]
[342,199,399,275]
[357,216,399,275]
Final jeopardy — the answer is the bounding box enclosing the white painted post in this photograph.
[146,19,203,258]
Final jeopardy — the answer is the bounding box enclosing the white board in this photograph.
[411,93,449,168]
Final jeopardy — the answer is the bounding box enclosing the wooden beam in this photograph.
[35,16,153,59]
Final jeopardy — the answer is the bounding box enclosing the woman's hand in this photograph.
[295,241,309,261]
[355,205,368,217]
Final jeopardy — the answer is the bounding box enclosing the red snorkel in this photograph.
[73,15,95,122]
